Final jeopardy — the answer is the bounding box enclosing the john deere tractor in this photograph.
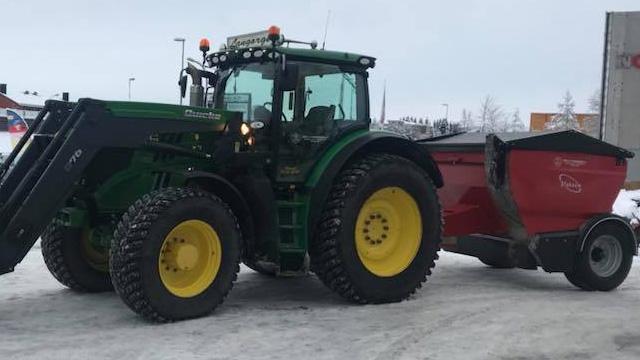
[0,27,443,321]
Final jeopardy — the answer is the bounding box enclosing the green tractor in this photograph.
[0,27,443,321]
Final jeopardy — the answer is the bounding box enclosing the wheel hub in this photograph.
[355,187,422,277]
[589,235,623,278]
[158,220,221,298]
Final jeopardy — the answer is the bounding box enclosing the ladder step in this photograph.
[276,201,305,207]
[279,224,303,230]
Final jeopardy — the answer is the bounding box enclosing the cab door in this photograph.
[276,62,369,183]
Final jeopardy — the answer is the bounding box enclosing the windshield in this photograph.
[215,63,275,123]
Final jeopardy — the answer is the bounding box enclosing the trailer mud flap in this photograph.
[529,232,579,272]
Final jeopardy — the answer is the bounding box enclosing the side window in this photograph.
[304,72,360,122]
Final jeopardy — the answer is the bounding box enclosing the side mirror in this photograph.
[179,75,188,98]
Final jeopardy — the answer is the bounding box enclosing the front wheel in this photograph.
[41,220,113,292]
[110,187,241,322]
[564,222,634,291]
[311,153,442,303]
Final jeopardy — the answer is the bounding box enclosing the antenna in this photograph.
[322,10,331,50]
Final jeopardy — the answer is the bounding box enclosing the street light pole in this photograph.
[128,77,135,100]
[174,37,186,105]
[441,103,449,121]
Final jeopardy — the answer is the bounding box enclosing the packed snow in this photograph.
[613,189,640,227]
[0,250,638,359]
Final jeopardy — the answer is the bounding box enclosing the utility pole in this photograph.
[174,37,186,105]
[128,77,136,100]
[441,103,449,121]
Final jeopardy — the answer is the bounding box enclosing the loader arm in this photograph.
[0,99,238,274]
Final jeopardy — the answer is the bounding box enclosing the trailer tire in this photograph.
[41,222,113,292]
[311,153,442,304]
[110,187,241,322]
[564,222,634,291]
[244,261,277,276]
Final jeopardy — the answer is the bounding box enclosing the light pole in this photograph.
[174,37,186,105]
[128,77,135,100]
[441,103,449,121]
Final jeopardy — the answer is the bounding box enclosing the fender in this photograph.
[184,171,255,255]
[305,130,443,243]
[578,214,638,255]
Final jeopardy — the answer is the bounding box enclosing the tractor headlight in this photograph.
[240,122,251,136]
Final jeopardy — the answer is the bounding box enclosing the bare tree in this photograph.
[460,109,474,130]
[478,95,504,132]
[546,91,580,130]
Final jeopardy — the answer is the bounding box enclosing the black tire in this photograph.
[243,261,277,276]
[41,221,113,292]
[564,222,634,291]
[311,153,442,304]
[110,187,241,322]
[479,256,516,269]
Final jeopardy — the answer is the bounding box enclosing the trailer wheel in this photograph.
[41,221,113,292]
[243,261,277,276]
[110,187,241,322]
[311,153,442,304]
[564,222,634,291]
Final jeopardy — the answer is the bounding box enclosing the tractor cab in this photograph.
[184,26,376,181]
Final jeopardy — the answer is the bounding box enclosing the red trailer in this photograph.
[421,130,638,290]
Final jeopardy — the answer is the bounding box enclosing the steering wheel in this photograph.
[263,102,288,122]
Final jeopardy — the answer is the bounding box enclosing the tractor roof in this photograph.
[276,47,375,68]
[206,29,376,69]
[206,46,375,69]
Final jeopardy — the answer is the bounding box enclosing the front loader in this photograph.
[0,27,444,321]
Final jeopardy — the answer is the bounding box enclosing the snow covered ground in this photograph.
[0,248,639,360]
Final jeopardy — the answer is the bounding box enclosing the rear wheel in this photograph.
[565,222,634,291]
[311,154,442,303]
[41,220,112,292]
[110,187,241,322]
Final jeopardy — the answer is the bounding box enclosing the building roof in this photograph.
[0,93,21,109]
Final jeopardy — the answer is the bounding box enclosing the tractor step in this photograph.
[276,198,308,272]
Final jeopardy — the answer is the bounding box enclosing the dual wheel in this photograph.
[41,153,442,321]
[43,187,242,322]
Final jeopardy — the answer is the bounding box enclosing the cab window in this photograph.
[217,63,275,124]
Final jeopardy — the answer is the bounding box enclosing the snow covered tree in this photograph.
[460,109,474,130]
[546,91,580,130]
[478,95,504,132]
[507,109,526,132]
[582,89,601,138]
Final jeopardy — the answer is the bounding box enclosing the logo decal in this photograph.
[559,174,582,193]
[64,149,84,172]
[554,156,587,168]
[184,109,221,121]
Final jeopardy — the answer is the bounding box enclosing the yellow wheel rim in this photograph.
[354,187,422,277]
[81,227,109,273]
[158,220,222,298]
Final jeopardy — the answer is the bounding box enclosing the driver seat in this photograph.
[303,105,335,135]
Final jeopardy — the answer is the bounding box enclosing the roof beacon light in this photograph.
[267,25,281,42]
[199,38,211,53]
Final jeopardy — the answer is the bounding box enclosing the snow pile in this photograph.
[613,189,640,227]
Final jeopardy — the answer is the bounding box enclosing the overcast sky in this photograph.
[1,0,638,123]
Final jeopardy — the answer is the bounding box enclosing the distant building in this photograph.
[529,112,596,131]
[0,91,44,130]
